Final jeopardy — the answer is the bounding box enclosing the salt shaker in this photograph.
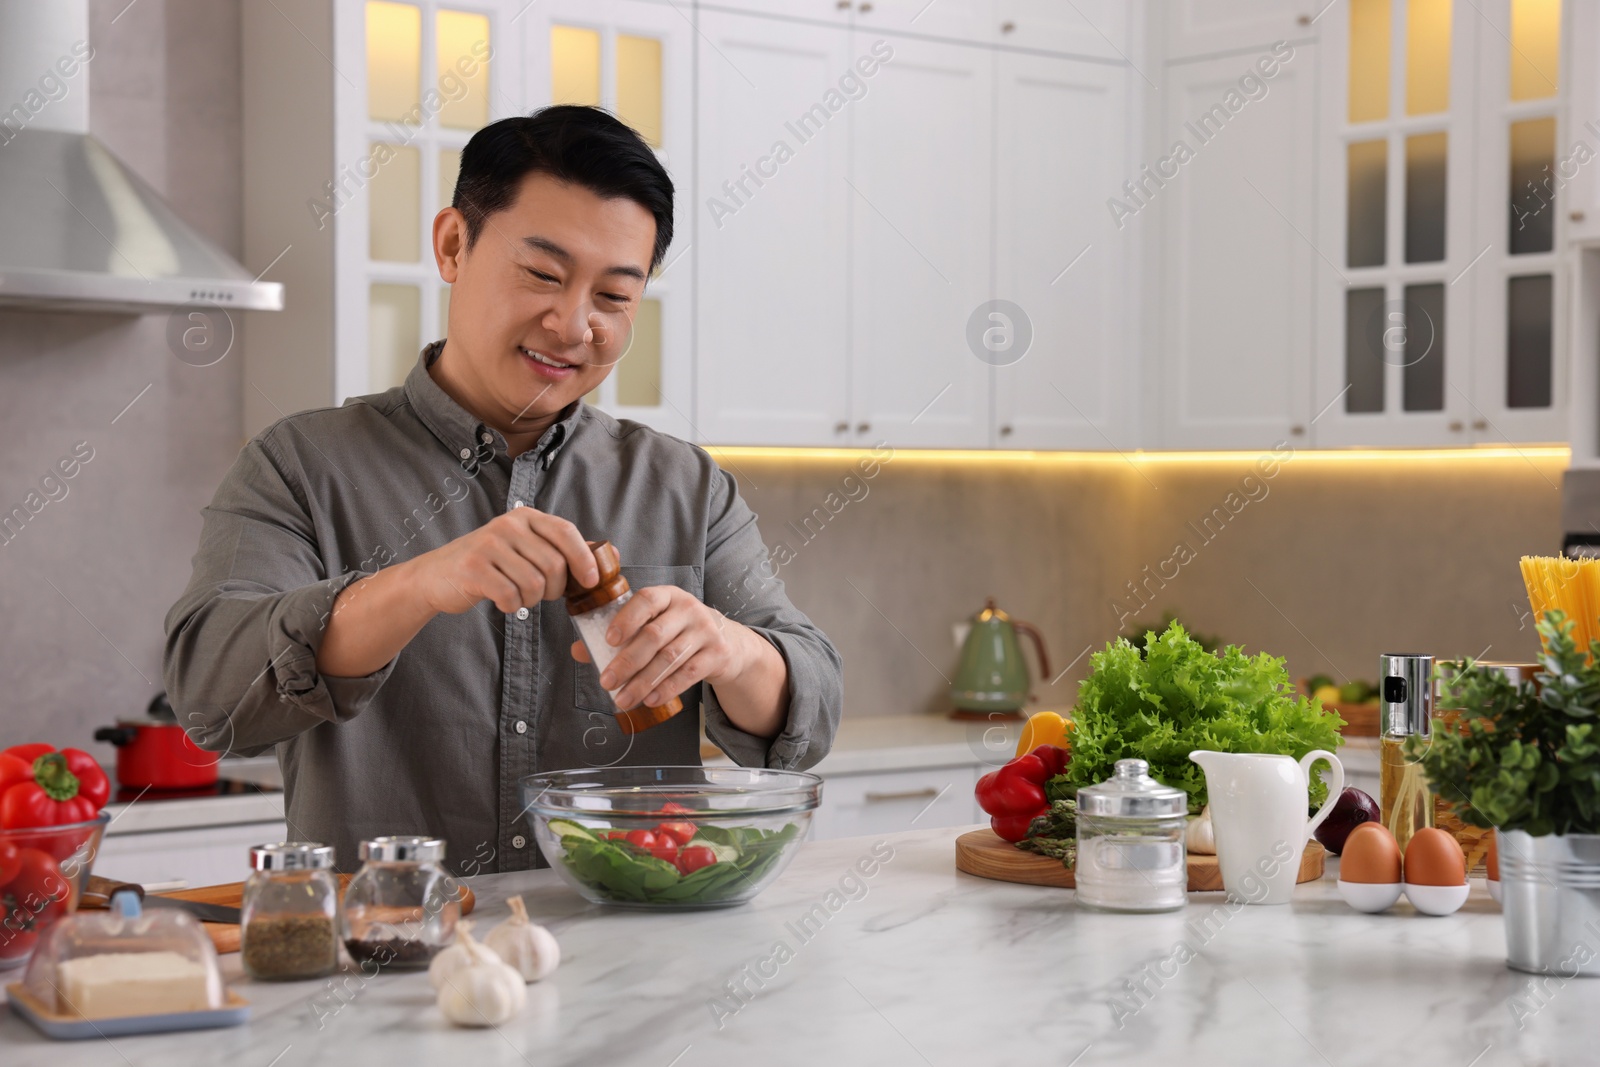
[565,540,685,735]
[1075,759,1189,913]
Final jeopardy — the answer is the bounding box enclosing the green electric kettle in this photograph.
[949,598,1052,718]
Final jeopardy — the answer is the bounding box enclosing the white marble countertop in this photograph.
[2,825,1589,1066]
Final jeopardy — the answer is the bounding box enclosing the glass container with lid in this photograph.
[340,836,460,969]
[240,842,338,981]
[1075,759,1189,913]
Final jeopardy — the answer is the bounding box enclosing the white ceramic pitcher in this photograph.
[1188,749,1344,905]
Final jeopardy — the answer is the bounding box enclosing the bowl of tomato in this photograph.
[521,766,821,909]
[0,812,111,967]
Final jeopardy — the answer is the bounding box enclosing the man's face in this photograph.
[434,173,657,428]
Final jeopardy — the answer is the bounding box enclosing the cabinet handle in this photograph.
[864,787,940,803]
[856,421,871,434]
[836,0,850,7]
[834,421,850,434]
[1297,14,1312,25]
[1572,210,1587,222]
[1000,20,1015,33]
[1472,419,1488,431]
[999,424,1014,437]
[1448,420,1465,432]
[859,1,872,10]
[1290,424,1305,436]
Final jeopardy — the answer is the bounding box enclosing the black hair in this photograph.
[451,105,674,272]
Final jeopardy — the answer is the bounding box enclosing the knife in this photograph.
[81,876,242,924]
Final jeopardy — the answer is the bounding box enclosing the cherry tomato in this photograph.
[604,830,629,840]
[658,802,695,815]
[648,844,681,863]
[0,840,20,886]
[676,846,718,874]
[624,830,659,850]
[0,848,70,961]
[654,822,697,846]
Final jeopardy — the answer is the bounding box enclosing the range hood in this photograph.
[0,129,284,314]
[0,1,282,315]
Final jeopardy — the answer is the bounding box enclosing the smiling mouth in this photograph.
[519,346,579,370]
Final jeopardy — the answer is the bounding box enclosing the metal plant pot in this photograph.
[1501,830,1600,976]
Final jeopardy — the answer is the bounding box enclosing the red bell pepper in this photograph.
[974,746,1070,843]
[1029,745,1069,780]
[0,747,110,829]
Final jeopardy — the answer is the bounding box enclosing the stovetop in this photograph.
[112,776,283,804]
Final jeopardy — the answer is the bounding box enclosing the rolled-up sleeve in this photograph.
[698,466,843,770]
[162,433,396,757]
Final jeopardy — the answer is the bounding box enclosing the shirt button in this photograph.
[458,447,471,459]
[481,431,493,444]
[515,720,528,734]
[513,500,524,508]
[512,835,527,849]
[515,607,529,620]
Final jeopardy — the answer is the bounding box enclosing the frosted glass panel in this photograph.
[367,2,421,123]
[370,284,421,392]
[617,297,662,406]
[1404,132,1447,264]
[1507,274,1553,408]
[1405,0,1451,115]
[1511,0,1560,102]
[1348,0,1390,123]
[616,35,663,147]
[1401,283,1444,412]
[437,10,491,130]
[369,143,421,262]
[1346,288,1386,413]
[552,26,601,106]
[439,148,461,213]
[1509,118,1556,255]
[1347,140,1387,268]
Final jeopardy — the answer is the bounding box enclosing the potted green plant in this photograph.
[1416,610,1600,976]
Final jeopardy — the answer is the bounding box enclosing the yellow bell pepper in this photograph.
[1016,710,1072,757]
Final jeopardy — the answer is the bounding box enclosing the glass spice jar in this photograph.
[1074,759,1189,913]
[240,842,339,981]
[340,836,460,969]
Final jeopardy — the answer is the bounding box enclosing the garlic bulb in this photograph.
[429,921,502,991]
[435,927,528,1023]
[1185,806,1216,855]
[484,895,561,982]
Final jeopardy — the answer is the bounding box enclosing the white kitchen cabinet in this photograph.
[694,7,855,445]
[848,33,992,448]
[809,764,982,841]
[96,822,289,889]
[995,0,1134,60]
[1162,0,1318,61]
[1157,47,1317,449]
[701,0,853,24]
[993,57,1135,449]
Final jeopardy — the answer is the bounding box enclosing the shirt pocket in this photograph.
[569,564,705,713]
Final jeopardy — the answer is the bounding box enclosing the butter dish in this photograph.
[7,889,248,1039]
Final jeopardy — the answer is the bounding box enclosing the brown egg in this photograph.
[1340,822,1403,884]
[1486,829,1499,881]
[1404,827,1468,886]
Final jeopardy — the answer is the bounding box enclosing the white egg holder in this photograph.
[1336,878,1479,915]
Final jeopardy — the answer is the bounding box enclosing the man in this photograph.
[164,106,843,873]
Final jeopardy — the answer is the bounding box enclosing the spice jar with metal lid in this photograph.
[240,842,339,981]
[341,836,460,969]
[565,539,685,735]
[1075,759,1189,913]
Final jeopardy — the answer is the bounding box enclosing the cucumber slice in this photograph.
[688,834,740,864]
[547,819,600,843]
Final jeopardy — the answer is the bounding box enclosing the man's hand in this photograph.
[570,586,753,710]
[410,507,599,616]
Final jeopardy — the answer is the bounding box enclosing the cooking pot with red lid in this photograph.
[94,693,220,790]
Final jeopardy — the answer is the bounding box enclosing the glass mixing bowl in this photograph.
[1,812,111,968]
[521,766,821,909]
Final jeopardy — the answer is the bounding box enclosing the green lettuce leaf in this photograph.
[1058,620,1344,813]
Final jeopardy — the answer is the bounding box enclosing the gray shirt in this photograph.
[163,343,842,874]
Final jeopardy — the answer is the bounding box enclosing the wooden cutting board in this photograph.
[82,875,475,955]
[954,829,1324,891]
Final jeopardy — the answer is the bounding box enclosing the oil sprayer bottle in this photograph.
[565,540,684,735]
[1378,652,1434,852]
